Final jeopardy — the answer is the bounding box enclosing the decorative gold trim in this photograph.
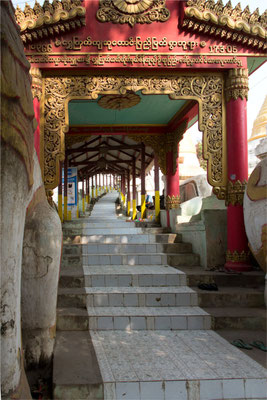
[225,68,249,102]
[226,250,250,263]
[15,0,86,44]
[98,93,141,110]
[213,185,227,201]
[30,67,42,101]
[96,0,170,27]
[226,179,247,206]
[128,120,188,175]
[166,195,180,210]
[184,0,267,51]
[42,73,227,192]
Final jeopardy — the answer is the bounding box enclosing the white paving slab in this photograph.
[91,330,267,399]
[57,192,267,400]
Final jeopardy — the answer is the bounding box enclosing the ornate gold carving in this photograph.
[128,133,167,174]
[96,0,170,27]
[226,250,250,263]
[225,68,249,102]
[45,189,54,207]
[166,195,180,210]
[98,93,141,110]
[213,185,227,201]
[128,120,188,175]
[30,67,42,101]
[184,0,267,51]
[43,74,226,192]
[226,179,247,206]
[15,0,86,44]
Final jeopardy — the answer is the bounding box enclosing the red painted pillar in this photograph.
[127,169,131,216]
[132,159,137,220]
[141,143,146,219]
[225,68,251,271]
[30,68,42,160]
[166,144,180,227]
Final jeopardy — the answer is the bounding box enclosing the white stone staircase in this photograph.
[53,192,267,400]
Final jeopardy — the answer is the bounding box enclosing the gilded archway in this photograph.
[41,72,227,198]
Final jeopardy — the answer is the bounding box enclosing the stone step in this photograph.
[58,286,198,308]
[62,242,192,256]
[59,265,187,288]
[206,307,267,330]
[63,221,136,228]
[195,286,265,308]
[167,253,200,267]
[63,227,144,235]
[57,306,211,331]
[82,265,187,287]
[53,331,103,400]
[63,233,183,245]
[178,266,265,288]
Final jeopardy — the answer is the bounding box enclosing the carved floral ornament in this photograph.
[184,0,267,51]
[96,0,170,27]
[128,119,188,176]
[30,67,42,101]
[42,73,227,201]
[15,0,86,44]
[166,195,180,210]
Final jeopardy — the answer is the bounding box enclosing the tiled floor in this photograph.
[57,192,267,399]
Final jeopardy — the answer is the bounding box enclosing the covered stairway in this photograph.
[54,192,266,400]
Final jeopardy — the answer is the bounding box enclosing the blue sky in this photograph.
[11,0,267,140]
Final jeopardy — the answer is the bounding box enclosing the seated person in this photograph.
[145,193,153,209]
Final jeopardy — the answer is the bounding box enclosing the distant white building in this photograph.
[248,95,267,174]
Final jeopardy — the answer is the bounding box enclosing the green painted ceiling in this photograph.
[69,91,187,126]
[247,57,266,75]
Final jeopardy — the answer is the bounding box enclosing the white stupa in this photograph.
[248,95,267,174]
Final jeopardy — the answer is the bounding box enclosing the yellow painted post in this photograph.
[132,199,137,220]
[141,194,146,219]
[127,201,131,216]
[76,206,79,218]
[68,210,72,220]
